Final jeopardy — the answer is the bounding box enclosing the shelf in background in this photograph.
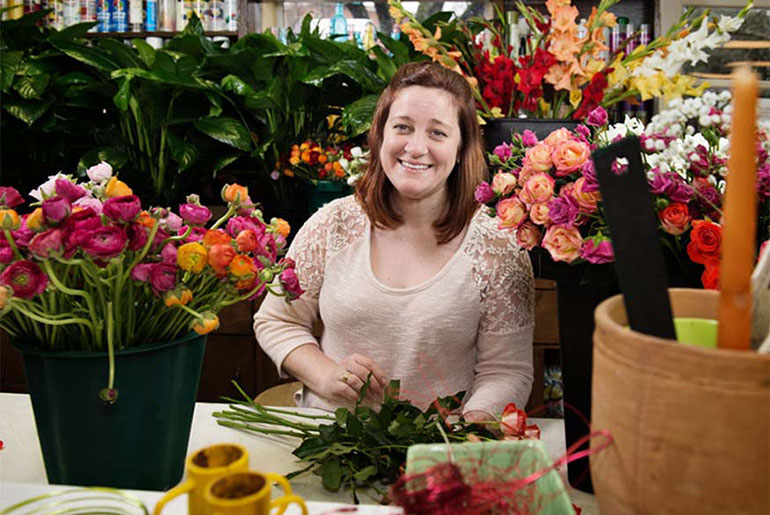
[83,31,237,38]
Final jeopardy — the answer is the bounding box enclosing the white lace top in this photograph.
[254,196,535,416]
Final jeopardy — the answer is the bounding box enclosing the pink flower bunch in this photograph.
[478,109,610,265]
[0,165,302,353]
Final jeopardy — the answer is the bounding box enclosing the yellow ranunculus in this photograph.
[26,208,44,231]
[0,209,20,230]
[274,218,291,239]
[104,176,133,197]
[177,242,208,273]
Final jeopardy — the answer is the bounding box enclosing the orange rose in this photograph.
[542,224,583,263]
[529,202,551,226]
[491,172,517,196]
[544,127,573,147]
[496,198,528,230]
[551,139,590,176]
[202,229,231,248]
[519,173,555,206]
[659,202,691,236]
[516,222,541,250]
[522,143,553,173]
[573,177,600,213]
[208,243,236,275]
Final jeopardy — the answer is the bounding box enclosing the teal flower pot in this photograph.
[305,180,352,215]
[13,331,207,490]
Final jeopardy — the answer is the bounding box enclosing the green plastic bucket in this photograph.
[306,180,352,215]
[13,331,207,491]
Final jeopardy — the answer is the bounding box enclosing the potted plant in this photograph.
[0,164,302,490]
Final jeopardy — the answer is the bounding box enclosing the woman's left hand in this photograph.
[463,410,495,424]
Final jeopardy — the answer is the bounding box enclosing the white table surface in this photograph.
[0,392,597,514]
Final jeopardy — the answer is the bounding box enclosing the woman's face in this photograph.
[379,86,462,204]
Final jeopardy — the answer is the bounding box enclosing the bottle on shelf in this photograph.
[329,2,347,41]
[145,0,157,30]
[210,0,223,31]
[223,0,236,31]
[160,0,174,30]
[62,0,77,26]
[128,0,141,31]
[505,10,519,57]
[96,0,110,31]
[362,21,375,51]
[81,0,98,31]
[390,23,401,41]
[111,0,128,32]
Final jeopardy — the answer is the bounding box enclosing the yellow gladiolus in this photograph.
[177,242,208,273]
[192,312,220,335]
[104,176,133,197]
[26,208,44,231]
[569,88,582,108]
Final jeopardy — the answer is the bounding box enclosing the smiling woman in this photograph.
[254,61,535,423]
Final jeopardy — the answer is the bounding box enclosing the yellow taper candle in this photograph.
[718,66,759,351]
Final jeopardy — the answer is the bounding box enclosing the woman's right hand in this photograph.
[318,353,388,406]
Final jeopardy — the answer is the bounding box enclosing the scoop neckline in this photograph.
[364,211,478,295]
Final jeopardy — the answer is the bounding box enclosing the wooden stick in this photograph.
[718,66,759,351]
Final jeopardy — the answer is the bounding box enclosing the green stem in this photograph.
[10,301,95,330]
[215,420,306,438]
[3,230,22,260]
[106,301,115,390]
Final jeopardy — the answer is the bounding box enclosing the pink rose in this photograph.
[493,142,514,162]
[547,194,581,226]
[519,173,555,206]
[544,127,573,147]
[500,403,526,436]
[551,139,590,176]
[529,202,551,226]
[542,224,583,263]
[491,172,517,196]
[521,129,538,147]
[580,235,615,264]
[516,222,541,250]
[573,177,600,213]
[496,198,528,230]
[522,143,553,173]
[0,260,48,298]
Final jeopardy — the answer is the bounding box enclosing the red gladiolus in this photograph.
[81,226,128,259]
[0,260,48,298]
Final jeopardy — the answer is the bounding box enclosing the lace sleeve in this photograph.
[463,215,535,415]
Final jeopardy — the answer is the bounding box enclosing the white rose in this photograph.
[86,161,113,183]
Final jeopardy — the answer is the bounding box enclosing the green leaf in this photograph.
[0,51,23,92]
[205,92,223,117]
[133,39,157,67]
[13,72,50,100]
[51,22,98,40]
[321,459,343,492]
[300,60,384,92]
[293,437,331,461]
[371,46,397,83]
[334,407,348,427]
[353,465,377,482]
[328,443,356,455]
[167,131,199,172]
[50,40,120,72]
[54,71,97,88]
[346,413,364,439]
[220,74,258,96]
[341,95,378,137]
[113,76,132,111]
[77,146,129,172]
[194,117,252,151]
[212,154,239,177]
[2,97,53,125]
[98,38,147,69]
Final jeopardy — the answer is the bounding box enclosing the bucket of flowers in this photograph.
[0,163,303,490]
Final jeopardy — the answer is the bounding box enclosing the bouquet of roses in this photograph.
[388,0,752,120]
[475,99,770,289]
[0,163,303,399]
[283,140,369,186]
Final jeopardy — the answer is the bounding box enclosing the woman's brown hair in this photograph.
[354,61,486,244]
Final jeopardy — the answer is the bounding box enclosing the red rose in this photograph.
[701,261,720,290]
[687,220,722,264]
[659,202,691,236]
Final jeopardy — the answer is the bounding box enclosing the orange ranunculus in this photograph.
[208,243,236,275]
[274,218,290,239]
[229,254,256,279]
[284,169,294,177]
[301,150,311,163]
[192,312,220,335]
[164,287,193,307]
[334,167,346,178]
[235,276,257,291]
[332,161,343,172]
[222,184,248,204]
[177,242,208,273]
[0,285,10,310]
[26,208,44,231]
[318,153,328,164]
[235,229,258,252]
[104,176,133,198]
[137,210,155,228]
[289,156,301,166]
[202,229,231,248]
[0,209,20,230]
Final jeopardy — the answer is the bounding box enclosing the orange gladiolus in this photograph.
[177,242,208,273]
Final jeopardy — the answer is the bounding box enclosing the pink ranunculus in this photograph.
[521,129,538,147]
[179,203,212,226]
[10,215,35,246]
[86,161,113,183]
[274,233,287,251]
[151,227,170,252]
[586,106,608,127]
[491,172,517,196]
[496,197,528,230]
[42,196,72,224]
[521,143,553,173]
[126,222,149,251]
[160,212,183,232]
[130,263,154,282]
[574,124,591,143]
[150,263,177,295]
[580,236,615,264]
[544,127,573,147]
[519,173,555,207]
[547,194,581,225]
[81,226,128,259]
[573,177,601,213]
[161,243,177,264]
[474,182,495,204]
[0,243,12,264]
[29,229,64,258]
[181,225,207,243]
[493,142,514,162]
[529,202,551,226]
[0,187,24,208]
[73,196,103,214]
[542,224,583,263]
[279,267,304,300]
[103,195,141,222]
[255,233,278,263]
[0,260,48,298]
[237,195,255,217]
[551,139,590,176]
[516,222,541,250]
[226,216,265,238]
[54,179,87,202]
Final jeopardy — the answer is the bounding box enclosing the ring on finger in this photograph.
[340,372,350,383]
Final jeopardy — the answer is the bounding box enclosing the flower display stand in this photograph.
[482,118,579,155]
[13,332,207,490]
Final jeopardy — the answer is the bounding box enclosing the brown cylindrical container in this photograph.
[590,288,770,514]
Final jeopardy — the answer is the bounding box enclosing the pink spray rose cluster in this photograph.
[0,163,302,354]
[478,108,613,265]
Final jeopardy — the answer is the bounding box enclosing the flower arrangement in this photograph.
[388,0,752,120]
[282,140,369,187]
[0,163,302,399]
[475,97,770,289]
